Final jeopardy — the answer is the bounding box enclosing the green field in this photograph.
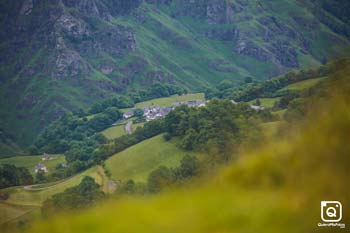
[121,93,205,112]
[1,167,100,207]
[0,165,111,226]
[102,125,125,140]
[0,134,197,225]
[102,122,144,140]
[247,97,281,108]
[0,155,65,175]
[106,134,203,182]
[279,76,327,92]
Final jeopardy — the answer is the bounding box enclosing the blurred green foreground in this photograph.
[25,60,350,233]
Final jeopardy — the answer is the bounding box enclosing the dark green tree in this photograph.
[147,166,174,193]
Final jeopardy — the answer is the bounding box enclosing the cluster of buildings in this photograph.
[34,153,61,174]
[122,99,266,123]
[123,100,207,122]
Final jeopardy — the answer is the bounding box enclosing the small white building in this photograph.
[123,110,135,119]
[250,105,265,111]
[42,153,53,161]
[34,163,48,173]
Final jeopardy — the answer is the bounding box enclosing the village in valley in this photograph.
[123,99,264,121]
[122,100,208,121]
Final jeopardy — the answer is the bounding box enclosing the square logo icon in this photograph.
[321,201,342,223]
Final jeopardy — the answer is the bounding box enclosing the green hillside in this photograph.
[26,73,350,233]
[278,76,328,92]
[0,166,104,226]
[106,135,203,182]
[0,133,200,226]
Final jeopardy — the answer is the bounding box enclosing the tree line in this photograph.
[0,164,33,189]
[206,64,330,102]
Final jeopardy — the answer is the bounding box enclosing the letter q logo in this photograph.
[321,201,342,223]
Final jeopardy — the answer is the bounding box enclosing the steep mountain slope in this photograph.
[0,0,349,152]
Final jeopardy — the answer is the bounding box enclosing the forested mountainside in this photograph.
[0,0,350,152]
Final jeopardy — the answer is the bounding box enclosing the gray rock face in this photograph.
[94,28,137,57]
[20,0,34,16]
[206,1,227,25]
[235,38,271,62]
[56,14,90,40]
[53,49,92,80]
[62,0,112,20]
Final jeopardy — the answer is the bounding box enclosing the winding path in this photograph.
[125,121,133,134]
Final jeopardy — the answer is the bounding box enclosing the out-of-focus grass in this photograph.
[26,61,350,233]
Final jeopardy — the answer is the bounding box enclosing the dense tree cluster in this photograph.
[233,66,329,102]
[33,108,122,155]
[163,99,264,159]
[206,65,329,101]
[88,96,134,115]
[42,176,104,214]
[205,80,247,100]
[147,155,199,193]
[0,164,33,189]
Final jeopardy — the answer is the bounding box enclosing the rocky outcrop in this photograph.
[62,0,113,20]
[56,14,90,40]
[206,1,227,25]
[93,27,137,57]
[235,38,271,62]
[20,0,34,16]
[53,49,92,80]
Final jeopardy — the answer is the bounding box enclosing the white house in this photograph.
[34,163,48,173]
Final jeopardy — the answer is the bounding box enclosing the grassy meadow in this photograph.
[279,76,328,92]
[102,122,144,140]
[0,155,65,175]
[106,134,203,182]
[247,97,281,108]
